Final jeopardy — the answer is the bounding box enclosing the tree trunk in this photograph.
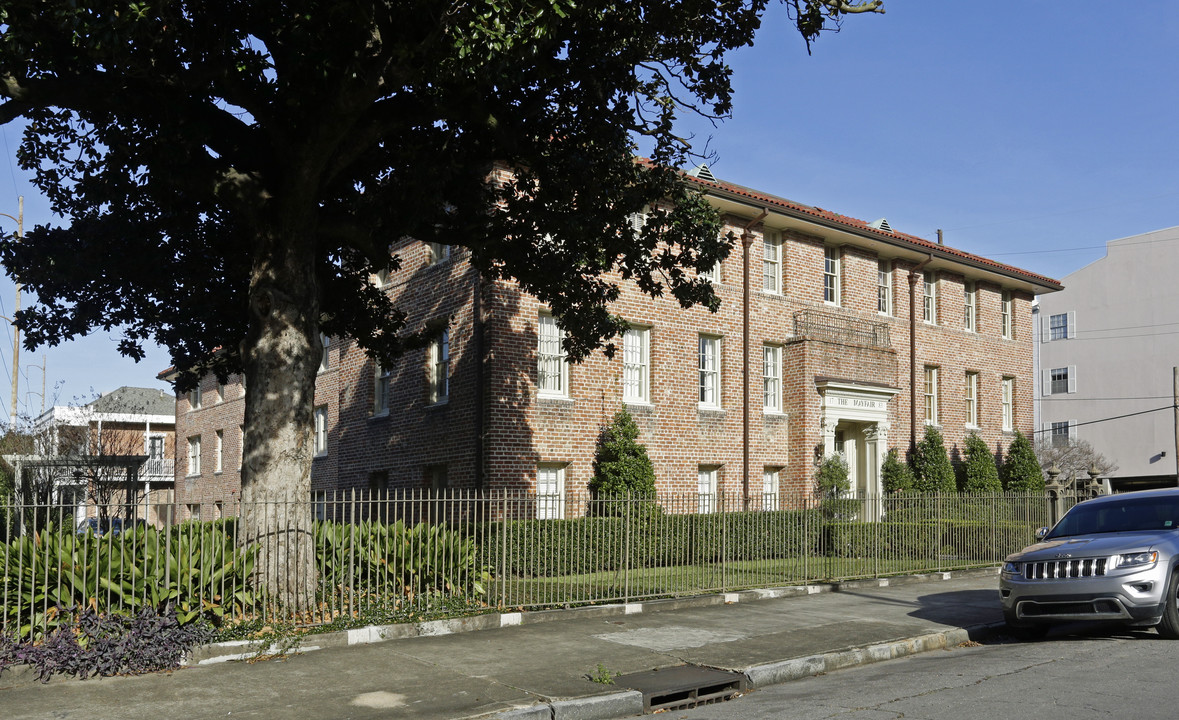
[239,216,320,615]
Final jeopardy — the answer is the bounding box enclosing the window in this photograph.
[698,335,721,409]
[622,327,650,404]
[700,258,722,283]
[147,435,165,462]
[1051,421,1072,448]
[536,464,566,520]
[313,492,328,522]
[319,334,330,372]
[877,260,892,315]
[964,372,979,427]
[374,268,391,287]
[187,504,201,522]
[1001,291,1013,339]
[762,468,780,511]
[216,382,225,403]
[189,386,202,410]
[426,241,450,265]
[1045,366,1076,395]
[187,435,201,476]
[214,429,223,473]
[923,366,938,425]
[429,328,449,404]
[964,282,977,332]
[537,312,568,397]
[1047,312,1076,341]
[1001,377,1015,431]
[373,362,390,415]
[922,272,937,324]
[763,230,781,294]
[314,406,328,457]
[763,344,781,413]
[427,464,448,490]
[698,466,719,513]
[823,246,840,305]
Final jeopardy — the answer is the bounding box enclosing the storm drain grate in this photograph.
[615,665,746,713]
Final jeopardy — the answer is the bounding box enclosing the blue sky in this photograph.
[0,1,1176,419]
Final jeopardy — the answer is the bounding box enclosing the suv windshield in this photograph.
[1048,496,1179,539]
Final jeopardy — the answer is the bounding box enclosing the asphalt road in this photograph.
[664,624,1179,720]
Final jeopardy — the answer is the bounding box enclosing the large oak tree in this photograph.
[0,0,882,604]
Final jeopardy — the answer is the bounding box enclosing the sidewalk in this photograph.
[0,569,1005,720]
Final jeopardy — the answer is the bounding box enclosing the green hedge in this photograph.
[826,519,1038,562]
[476,508,824,578]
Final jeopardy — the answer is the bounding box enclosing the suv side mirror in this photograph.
[1035,527,1050,540]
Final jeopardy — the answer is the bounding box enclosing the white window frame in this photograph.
[763,344,782,413]
[698,335,722,409]
[426,241,450,265]
[1045,311,1076,342]
[319,334,331,373]
[314,406,328,457]
[823,246,840,305]
[877,259,892,315]
[189,386,202,410]
[373,362,391,415]
[187,504,201,522]
[430,328,450,404]
[1001,377,1015,431]
[1044,366,1077,396]
[187,435,201,477]
[1050,421,1074,448]
[763,230,782,294]
[1001,291,1013,339]
[536,464,566,520]
[698,465,719,514]
[214,429,223,474]
[964,281,977,332]
[537,312,568,397]
[922,272,937,324]
[924,366,938,425]
[700,258,722,284]
[762,468,780,511]
[964,371,979,428]
[622,327,650,404]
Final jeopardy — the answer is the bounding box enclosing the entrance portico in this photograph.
[816,379,899,501]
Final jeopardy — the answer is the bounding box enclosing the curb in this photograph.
[184,566,1001,666]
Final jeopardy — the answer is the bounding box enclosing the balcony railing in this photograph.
[793,310,890,348]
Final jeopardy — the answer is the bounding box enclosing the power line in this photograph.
[1039,395,1171,402]
[1031,404,1177,434]
[991,228,1179,258]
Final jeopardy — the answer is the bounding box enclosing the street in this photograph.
[666,625,1177,720]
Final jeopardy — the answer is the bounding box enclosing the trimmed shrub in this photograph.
[588,410,656,516]
[960,432,1002,492]
[814,454,850,499]
[1003,431,1045,492]
[881,448,915,493]
[911,426,956,493]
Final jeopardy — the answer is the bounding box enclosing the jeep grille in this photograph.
[1022,558,1107,579]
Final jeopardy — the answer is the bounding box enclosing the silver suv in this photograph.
[1000,488,1179,637]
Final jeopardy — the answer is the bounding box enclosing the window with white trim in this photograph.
[763,230,781,294]
[763,344,781,413]
[426,241,450,265]
[319,334,331,372]
[965,371,978,427]
[1045,366,1076,396]
[823,246,840,305]
[187,435,201,476]
[762,468,780,511]
[216,382,225,403]
[187,504,201,522]
[429,328,449,404]
[922,272,937,324]
[214,429,223,473]
[1050,421,1074,448]
[924,366,938,425]
[698,465,719,513]
[698,335,721,409]
[373,268,391,287]
[1046,311,1076,341]
[536,464,566,520]
[964,282,977,332]
[700,258,722,284]
[622,327,650,404]
[877,260,892,315]
[373,362,390,415]
[1001,377,1015,431]
[537,312,568,397]
[189,386,202,410]
[314,406,328,457]
[1001,291,1013,339]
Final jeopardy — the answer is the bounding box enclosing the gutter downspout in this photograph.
[908,254,934,453]
[741,208,770,511]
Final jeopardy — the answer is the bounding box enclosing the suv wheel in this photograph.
[1157,569,1179,639]
[1003,610,1049,639]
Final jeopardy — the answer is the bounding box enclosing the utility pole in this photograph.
[0,197,23,429]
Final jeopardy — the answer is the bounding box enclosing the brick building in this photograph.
[168,169,1061,518]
